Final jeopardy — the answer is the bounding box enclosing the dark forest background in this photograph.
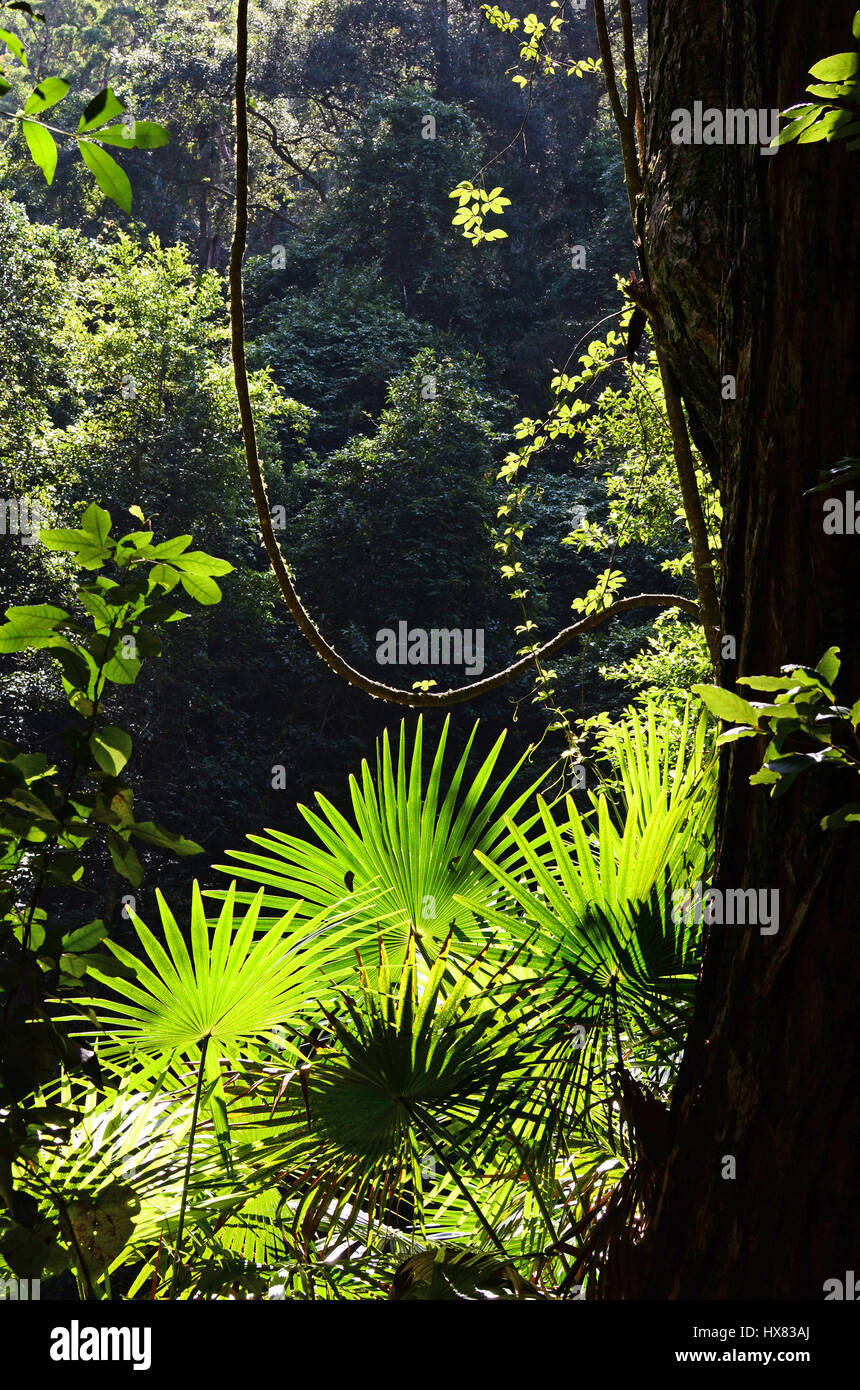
[1,0,693,923]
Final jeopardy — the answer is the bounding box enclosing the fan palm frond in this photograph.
[210,716,549,965]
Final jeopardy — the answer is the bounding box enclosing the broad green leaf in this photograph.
[716,725,759,745]
[0,1223,64,1283]
[94,120,169,149]
[41,507,115,568]
[808,53,860,82]
[178,572,223,605]
[777,107,824,144]
[170,550,234,578]
[735,675,793,692]
[106,828,143,887]
[61,919,108,953]
[38,527,86,552]
[53,642,99,696]
[805,79,860,99]
[816,646,841,686]
[148,562,180,592]
[89,726,132,777]
[0,603,68,652]
[797,108,852,142]
[79,140,132,214]
[115,530,153,552]
[692,684,758,726]
[102,645,141,685]
[21,119,57,183]
[0,27,27,66]
[24,75,69,113]
[59,952,88,979]
[80,502,112,544]
[77,590,113,629]
[77,86,124,131]
[4,787,57,821]
[129,821,203,857]
[149,535,192,559]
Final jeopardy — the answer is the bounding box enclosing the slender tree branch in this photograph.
[592,0,640,213]
[617,0,646,175]
[247,105,328,202]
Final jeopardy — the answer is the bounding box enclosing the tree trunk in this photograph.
[622,0,860,1299]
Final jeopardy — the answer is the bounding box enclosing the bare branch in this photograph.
[247,104,328,203]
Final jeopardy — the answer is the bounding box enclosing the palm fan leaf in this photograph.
[209,716,550,964]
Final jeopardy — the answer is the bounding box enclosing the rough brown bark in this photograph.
[620,1,860,1299]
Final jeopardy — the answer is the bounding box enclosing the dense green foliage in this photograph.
[0,0,737,1301]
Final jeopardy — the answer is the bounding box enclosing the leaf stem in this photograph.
[171,1036,210,1299]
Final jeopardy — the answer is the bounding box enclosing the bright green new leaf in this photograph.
[102,645,141,686]
[149,535,192,559]
[693,684,758,726]
[170,550,234,578]
[21,120,58,184]
[178,572,223,605]
[79,140,132,215]
[0,27,27,65]
[148,563,180,592]
[94,121,169,149]
[77,86,124,131]
[80,501,113,546]
[808,52,860,82]
[24,75,69,113]
[0,603,68,652]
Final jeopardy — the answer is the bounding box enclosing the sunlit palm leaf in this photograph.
[210,716,549,963]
